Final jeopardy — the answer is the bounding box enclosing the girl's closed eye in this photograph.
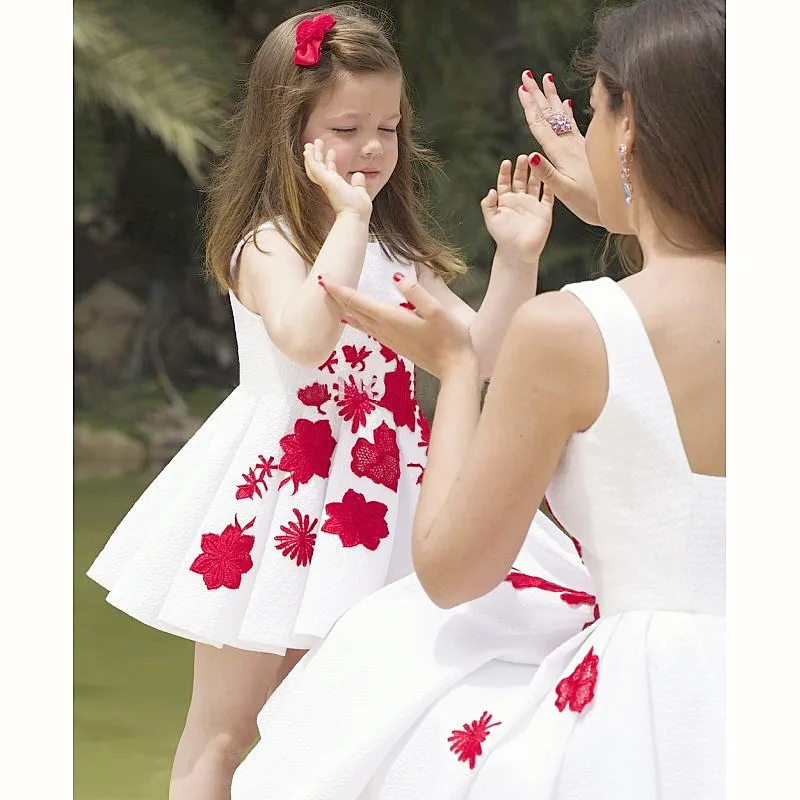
[332,127,357,134]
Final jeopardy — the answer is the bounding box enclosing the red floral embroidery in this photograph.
[278,418,337,494]
[351,422,400,491]
[504,571,596,607]
[555,647,599,713]
[380,343,399,362]
[297,382,332,415]
[322,489,390,551]
[447,711,502,769]
[407,462,425,485]
[189,515,256,590]
[274,508,317,567]
[379,360,417,431]
[235,455,278,500]
[318,351,338,373]
[569,534,584,560]
[342,344,371,372]
[335,375,377,433]
[583,603,601,630]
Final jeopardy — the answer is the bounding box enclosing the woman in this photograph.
[232,0,725,797]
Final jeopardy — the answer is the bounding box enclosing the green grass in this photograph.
[74,474,194,800]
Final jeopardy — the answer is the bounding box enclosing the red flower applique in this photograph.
[278,418,337,494]
[335,375,377,433]
[380,343,399,362]
[297,382,332,415]
[321,489,390,551]
[366,334,399,362]
[235,455,278,500]
[447,711,502,769]
[342,344,371,372]
[318,350,338,374]
[504,571,596,607]
[583,603,601,630]
[189,515,256,590]
[555,647,599,713]
[406,462,425,485]
[379,360,417,431]
[351,422,400,491]
[274,508,317,567]
[293,13,336,67]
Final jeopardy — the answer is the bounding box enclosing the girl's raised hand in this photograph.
[303,139,372,221]
[480,155,554,267]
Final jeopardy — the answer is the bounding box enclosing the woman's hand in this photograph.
[303,138,372,221]
[481,155,554,268]
[518,71,601,226]
[321,272,477,381]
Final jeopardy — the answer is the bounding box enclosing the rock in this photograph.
[74,280,145,374]
[137,404,202,468]
[74,423,147,476]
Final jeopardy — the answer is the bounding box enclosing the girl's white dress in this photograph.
[231,276,725,799]
[87,223,428,654]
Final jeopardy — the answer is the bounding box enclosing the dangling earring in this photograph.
[618,144,633,205]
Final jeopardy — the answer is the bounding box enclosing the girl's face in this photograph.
[584,76,635,234]
[301,70,402,200]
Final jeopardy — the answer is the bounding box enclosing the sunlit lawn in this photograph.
[74,474,193,800]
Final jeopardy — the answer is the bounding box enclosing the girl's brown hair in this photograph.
[204,4,467,292]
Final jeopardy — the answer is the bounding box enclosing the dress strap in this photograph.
[561,276,694,476]
[229,221,278,280]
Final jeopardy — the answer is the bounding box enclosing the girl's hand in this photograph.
[518,71,600,226]
[480,155,554,268]
[303,138,372,221]
[321,273,476,381]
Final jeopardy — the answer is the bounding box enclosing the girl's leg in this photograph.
[268,647,309,699]
[169,643,283,800]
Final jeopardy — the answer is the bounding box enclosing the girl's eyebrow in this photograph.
[329,111,402,121]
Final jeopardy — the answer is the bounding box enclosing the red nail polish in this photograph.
[525,70,533,79]
[521,84,529,93]
[392,272,404,282]
[547,74,555,83]
[567,99,573,107]
[530,153,542,166]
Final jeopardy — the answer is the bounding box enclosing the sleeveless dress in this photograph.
[87,222,428,655]
[231,276,725,799]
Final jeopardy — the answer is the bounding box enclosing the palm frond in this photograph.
[73,0,239,185]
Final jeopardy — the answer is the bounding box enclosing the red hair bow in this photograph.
[294,13,336,67]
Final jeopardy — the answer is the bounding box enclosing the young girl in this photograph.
[87,5,553,798]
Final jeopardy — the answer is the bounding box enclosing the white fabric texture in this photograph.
[87,223,426,654]
[231,276,725,798]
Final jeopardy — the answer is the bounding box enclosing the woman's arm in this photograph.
[411,290,607,608]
